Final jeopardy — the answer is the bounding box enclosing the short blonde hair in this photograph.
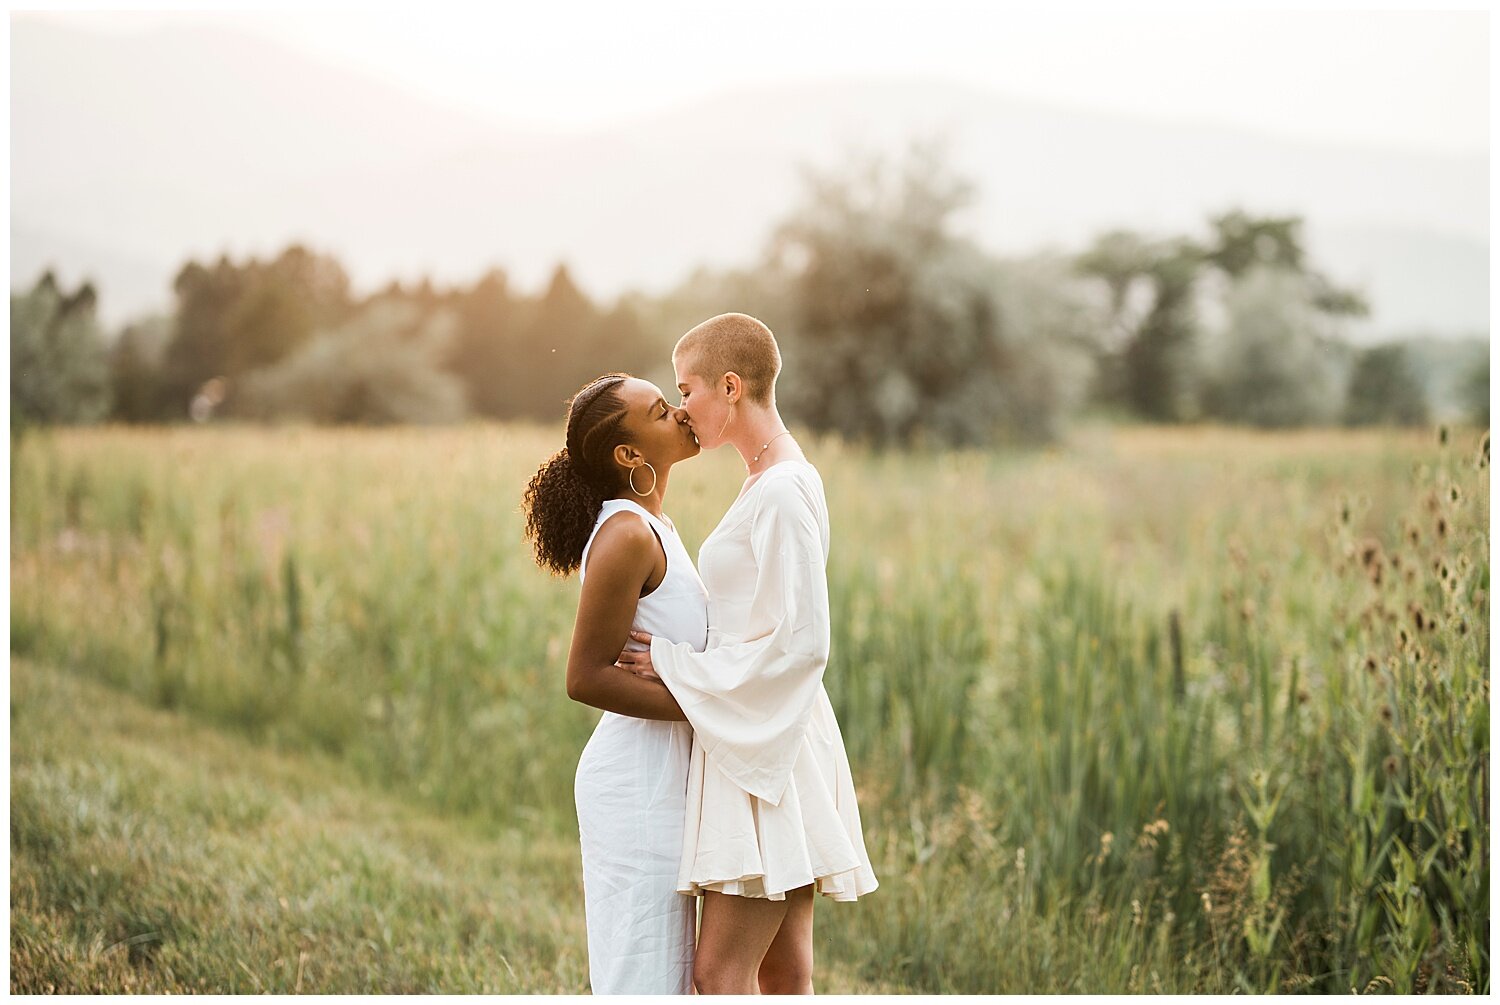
[673,313,782,405]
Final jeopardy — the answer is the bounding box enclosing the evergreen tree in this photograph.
[161,245,352,415]
[11,272,111,425]
[108,314,174,422]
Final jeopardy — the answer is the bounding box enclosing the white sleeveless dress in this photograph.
[574,498,708,995]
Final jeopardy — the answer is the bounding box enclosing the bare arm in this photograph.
[565,513,687,722]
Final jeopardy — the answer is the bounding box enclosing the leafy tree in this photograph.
[161,245,352,414]
[1203,209,1306,278]
[771,144,1084,446]
[1121,243,1203,422]
[443,269,517,418]
[1459,356,1488,426]
[499,264,654,421]
[986,253,1103,441]
[108,314,174,422]
[1200,266,1341,427]
[520,264,599,418]
[1075,229,1159,347]
[11,271,111,425]
[1343,344,1431,427]
[235,301,465,425]
[1077,209,1370,425]
[1076,231,1209,420]
[1076,230,1172,411]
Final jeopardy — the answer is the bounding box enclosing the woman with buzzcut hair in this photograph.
[618,313,878,995]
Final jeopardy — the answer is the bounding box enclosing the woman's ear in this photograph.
[612,443,642,469]
[723,371,743,404]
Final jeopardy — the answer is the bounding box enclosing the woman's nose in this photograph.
[671,405,691,423]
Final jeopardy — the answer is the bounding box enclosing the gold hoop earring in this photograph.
[628,461,657,496]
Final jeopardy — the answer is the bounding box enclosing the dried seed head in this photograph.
[1363,654,1379,674]
[1297,688,1310,706]
[1439,425,1449,446]
[1379,704,1394,724]
[1437,517,1448,539]
[1383,755,1400,776]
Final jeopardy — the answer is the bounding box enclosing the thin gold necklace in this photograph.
[748,429,791,469]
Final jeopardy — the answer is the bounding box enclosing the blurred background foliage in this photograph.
[12,147,1487,441]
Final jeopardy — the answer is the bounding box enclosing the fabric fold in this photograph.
[651,472,831,806]
[647,461,877,903]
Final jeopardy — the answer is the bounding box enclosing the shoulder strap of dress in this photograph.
[601,498,670,532]
[581,499,670,582]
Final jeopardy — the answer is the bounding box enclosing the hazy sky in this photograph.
[31,5,1489,155]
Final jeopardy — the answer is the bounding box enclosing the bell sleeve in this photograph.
[649,472,831,806]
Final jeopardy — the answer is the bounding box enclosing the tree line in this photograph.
[11,148,1486,443]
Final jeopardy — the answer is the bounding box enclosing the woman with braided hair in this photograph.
[521,372,704,995]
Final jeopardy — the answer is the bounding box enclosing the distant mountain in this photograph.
[12,17,1489,341]
[1307,226,1489,339]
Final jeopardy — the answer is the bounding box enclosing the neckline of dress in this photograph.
[731,458,815,507]
[601,497,676,534]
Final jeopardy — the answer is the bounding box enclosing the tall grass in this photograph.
[11,422,1488,992]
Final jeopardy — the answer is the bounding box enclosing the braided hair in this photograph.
[521,374,635,575]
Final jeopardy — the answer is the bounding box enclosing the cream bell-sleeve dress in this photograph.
[649,461,878,902]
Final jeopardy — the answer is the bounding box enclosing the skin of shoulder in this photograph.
[581,510,664,600]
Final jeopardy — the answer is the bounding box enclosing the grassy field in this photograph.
[10,422,1490,993]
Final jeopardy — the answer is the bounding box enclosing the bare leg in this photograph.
[757,884,815,994]
[694,890,792,994]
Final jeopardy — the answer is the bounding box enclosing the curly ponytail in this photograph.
[521,374,633,575]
